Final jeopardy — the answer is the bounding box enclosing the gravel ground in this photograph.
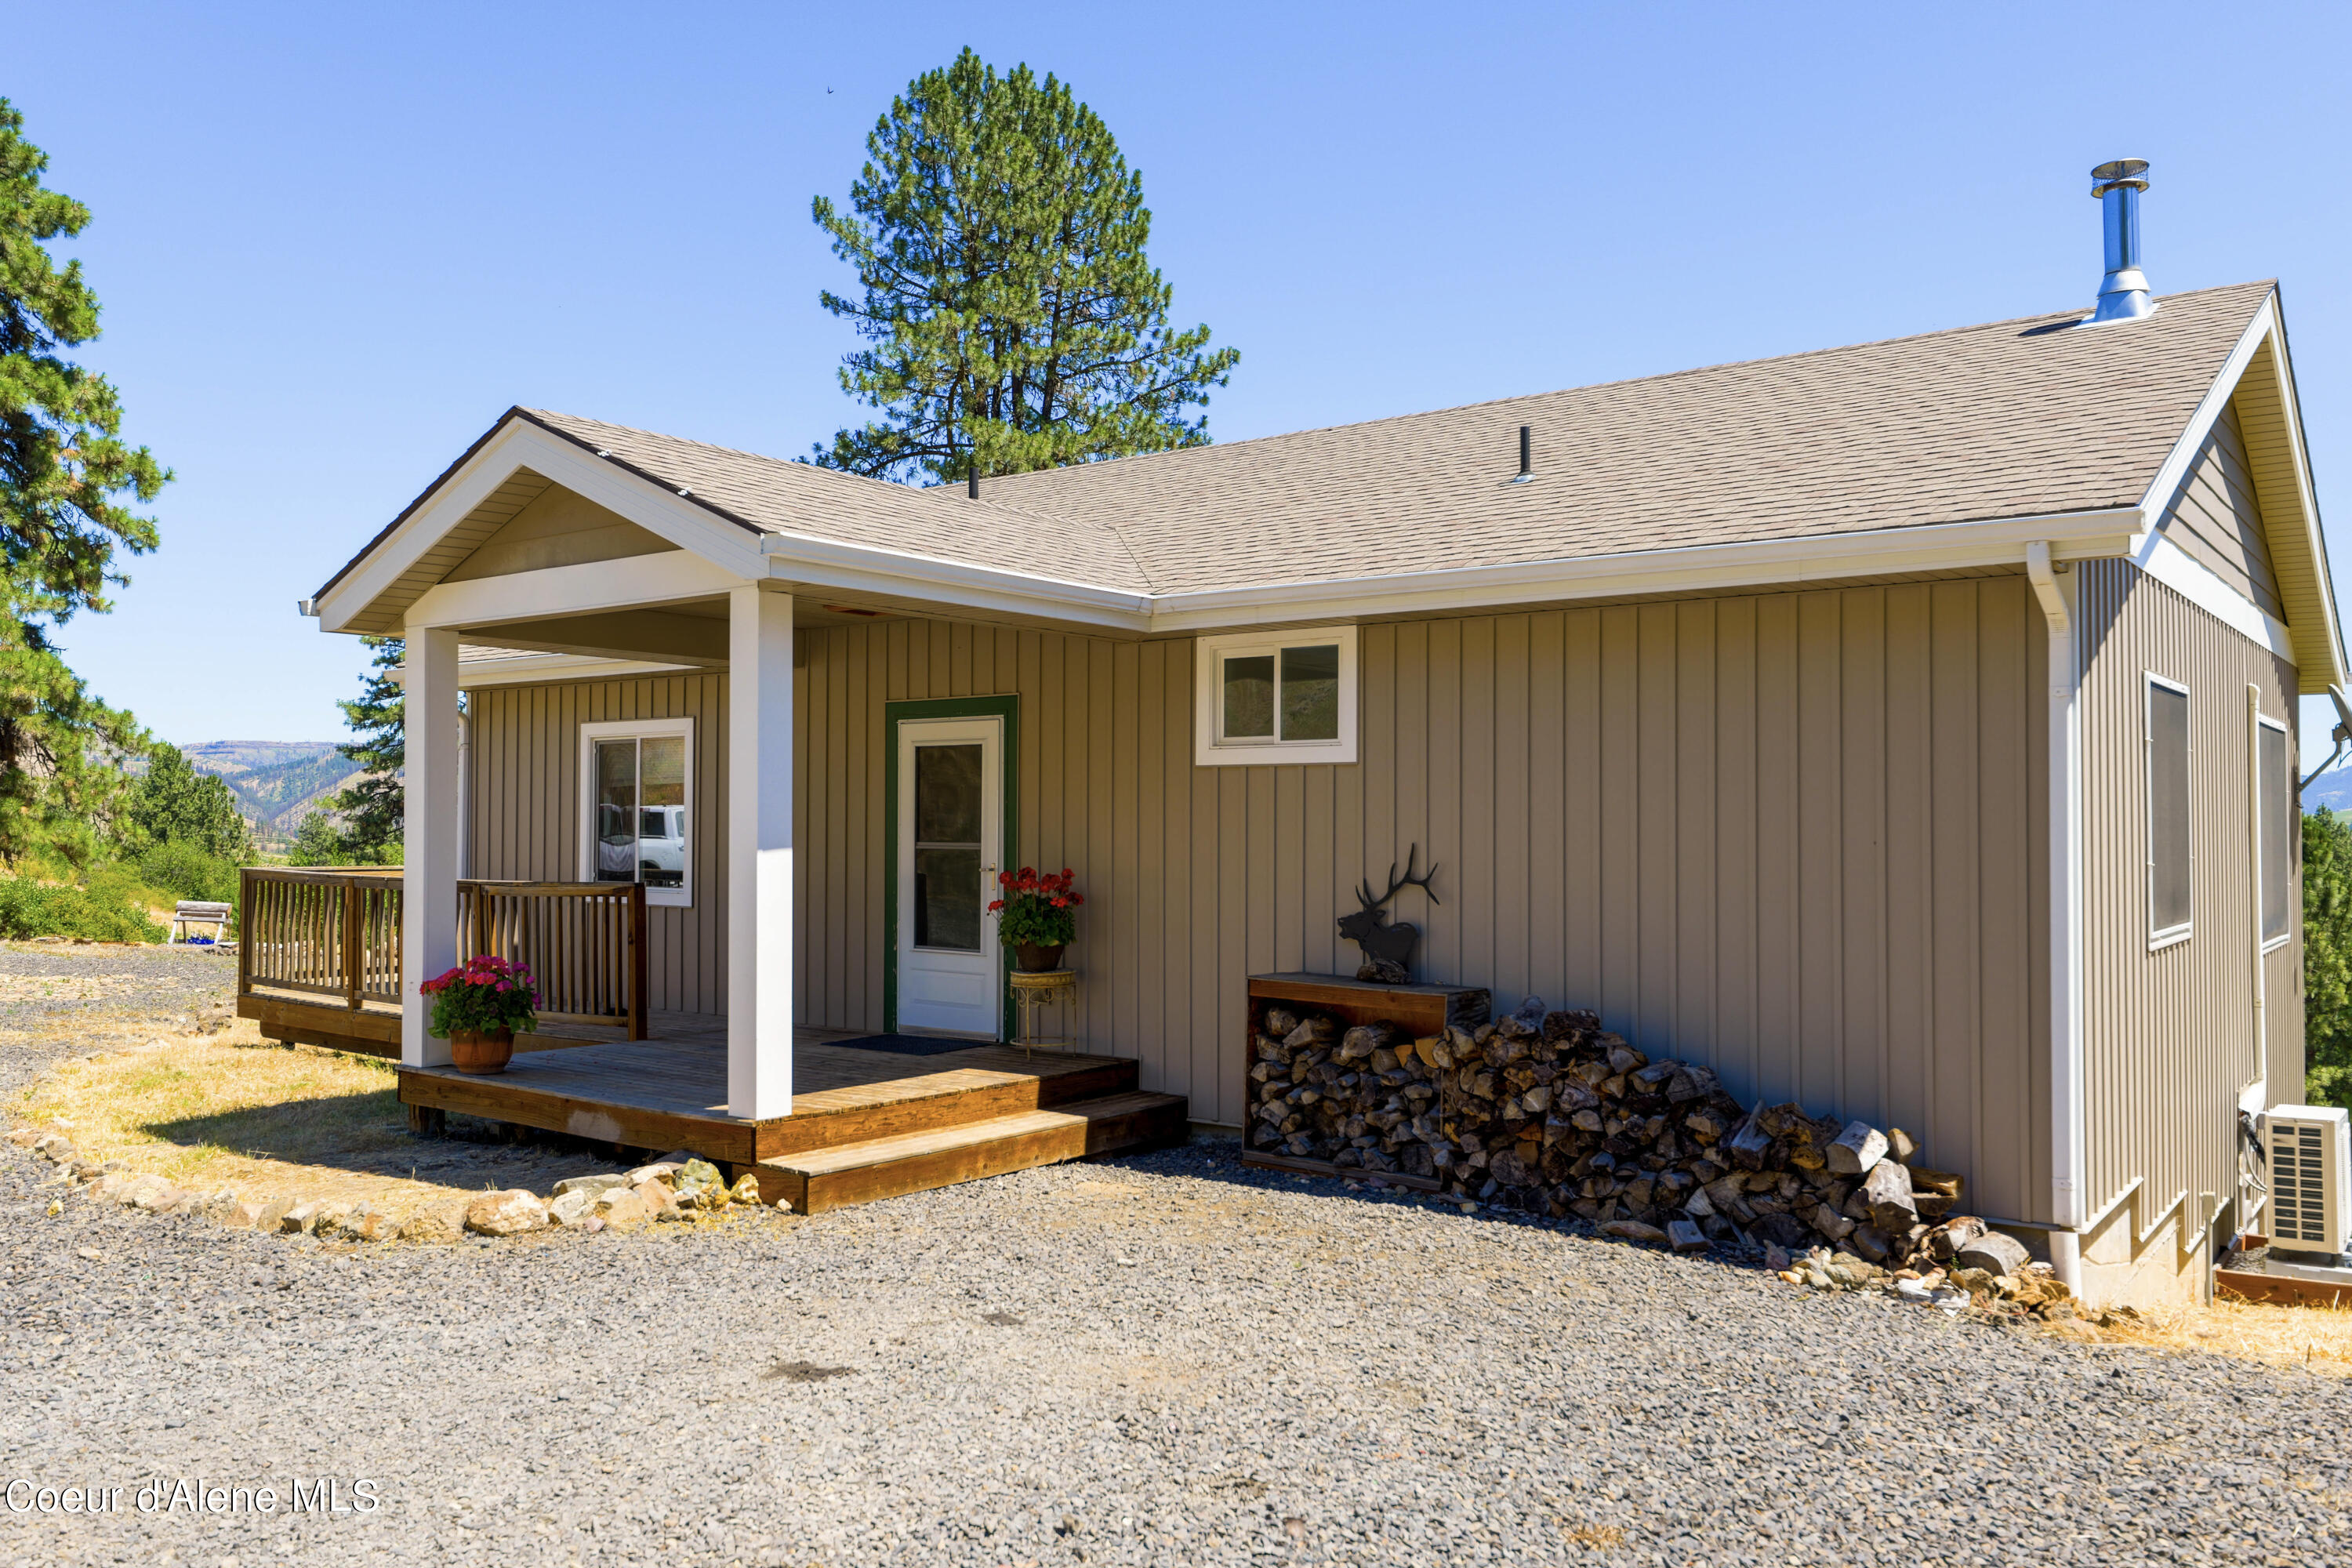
[5,949,2352,1566]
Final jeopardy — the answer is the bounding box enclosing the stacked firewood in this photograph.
[1247,995,1978,1269]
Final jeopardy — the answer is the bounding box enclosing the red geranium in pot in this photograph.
[419,954,540,1074]
[989,866,1083,973]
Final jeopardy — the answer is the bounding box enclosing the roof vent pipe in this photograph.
[1512,424,1533,484]
[967,468,979,499]
[2088,159,2154,324]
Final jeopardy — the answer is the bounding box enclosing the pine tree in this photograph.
[126,742,249,858]
[2304,806,2352,1108]
[812,49,1240,483]
[333,635,403,860]
[0,100,169,869]
[286,808,349,867]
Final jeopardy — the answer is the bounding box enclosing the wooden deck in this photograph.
[396,1021,1186,1209]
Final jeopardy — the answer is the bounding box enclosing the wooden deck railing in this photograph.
[459,880,648,1040]
[238,867,404,1008]
[237,867,648,1047]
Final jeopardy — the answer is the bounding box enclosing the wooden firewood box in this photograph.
[1241,972,1490,1187]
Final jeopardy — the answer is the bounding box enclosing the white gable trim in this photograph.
[2133,296,2275,526]
[2129,290,2345,688]
[314,418,771,633]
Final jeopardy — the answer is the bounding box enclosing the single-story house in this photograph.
[296,180,2337,1303]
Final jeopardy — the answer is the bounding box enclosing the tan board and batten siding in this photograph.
[467,579,2056,1222]
[2075,559,2301,1254]
[2153,403,2286,623]
[466,673,729,1017]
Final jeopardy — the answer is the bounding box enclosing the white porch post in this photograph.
[401,626,463,1068]
[728,585,794,1119]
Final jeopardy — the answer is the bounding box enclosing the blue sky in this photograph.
[12,1,2352,759]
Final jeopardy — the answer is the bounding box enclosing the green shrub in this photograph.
[134,839,239,904]
[0,877,166,943]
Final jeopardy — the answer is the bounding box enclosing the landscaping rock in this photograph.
[465,1189,549,1236]
[594,1186,652,1230]
[728,1173,766,1207]
[5,1125,39,1145]
[674,1158,726,1200]
[626,1162,683,1187]
[341,1203,396,1242]
[399,1207,459,1243]
[553,1173,630,1199]
[548,1189,596,1227]
[1955,1230,2032,1279]
[280,1201,325,1235]
[1599,1219,1668,1244]
[312,1202,355,1238]
[32,1132,75,1163]
[126,1174,179,1211]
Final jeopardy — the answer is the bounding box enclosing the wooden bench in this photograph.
[169,900,234,945]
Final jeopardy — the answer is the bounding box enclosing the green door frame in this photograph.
[882,695,1019,1038]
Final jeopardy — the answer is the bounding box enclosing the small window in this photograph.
[2259,715,2291,946]
[579,717,693,906]
[1196,627,1358,765]
[2147,676,2191,946]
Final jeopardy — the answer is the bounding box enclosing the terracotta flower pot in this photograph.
[1012,942,1066,974]
[448,1027,515,1075]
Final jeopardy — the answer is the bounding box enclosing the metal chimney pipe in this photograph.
[2088,159,2154,324]
[967,468,979,499]
[1512,424,1533,484]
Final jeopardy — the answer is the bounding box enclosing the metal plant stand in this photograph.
[1007,968,1079,1056]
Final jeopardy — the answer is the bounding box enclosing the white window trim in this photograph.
[2147,673,2192,952]
[578,715,695,908]
[1194,626,1359,767]
[2257,710,2293,954]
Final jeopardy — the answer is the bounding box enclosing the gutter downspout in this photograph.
[2027,541,2086,1298]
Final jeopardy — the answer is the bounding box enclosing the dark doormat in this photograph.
[823,1033,989,1057]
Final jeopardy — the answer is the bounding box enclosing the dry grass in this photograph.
[15,1028,610,1221]
[2061,1293,2352,1376]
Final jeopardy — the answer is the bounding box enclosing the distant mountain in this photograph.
[181,741,365,845]
[2306,768,2352,816]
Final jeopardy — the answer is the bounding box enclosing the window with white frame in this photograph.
[2259,712,2292,948]
[579,717,693,906]
[1195,626,1358,766]
[2147,675,2192,947]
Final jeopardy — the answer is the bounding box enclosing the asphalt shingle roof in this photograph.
[331,281,2275,610]
[975,281,2275,593]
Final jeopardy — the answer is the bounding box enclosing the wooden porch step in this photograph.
[746,1091,1188,1215]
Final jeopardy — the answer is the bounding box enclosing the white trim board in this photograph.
[405,550,745,632]
[2129,532,2299,662]
[1138,507,2144,633]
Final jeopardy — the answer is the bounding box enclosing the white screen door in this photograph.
[896,716,1003,1036]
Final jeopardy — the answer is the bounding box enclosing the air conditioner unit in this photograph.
[2267,1105,2351,1258]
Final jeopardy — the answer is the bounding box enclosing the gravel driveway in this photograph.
[4,949,2350,1566]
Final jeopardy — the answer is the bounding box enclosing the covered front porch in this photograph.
[234,863,1184,1211]
[393,1014,1175,1213]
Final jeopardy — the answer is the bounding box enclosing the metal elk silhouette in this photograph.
[1337,846,1439,982]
